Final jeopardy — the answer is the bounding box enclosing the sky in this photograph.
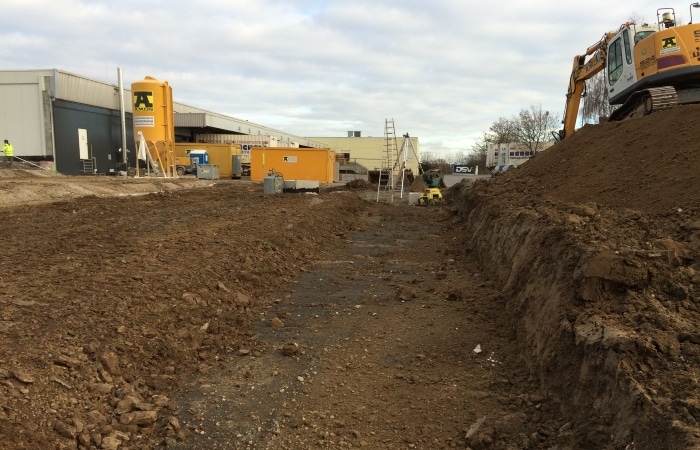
[0,0,682,158]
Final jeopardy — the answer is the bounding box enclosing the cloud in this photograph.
[0,0,670,157]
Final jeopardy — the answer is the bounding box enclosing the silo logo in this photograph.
[133,91,154,112]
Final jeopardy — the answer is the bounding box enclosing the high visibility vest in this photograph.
[3,144,13,156]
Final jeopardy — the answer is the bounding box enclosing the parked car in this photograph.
[492,164,517,177]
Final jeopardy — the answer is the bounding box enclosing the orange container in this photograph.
[250,148,336,183]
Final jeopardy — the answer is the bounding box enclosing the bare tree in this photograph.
[479,105,556,162]
[515,105,560,152]
[469,133,491,165]
[489,117,520,144]
[419,153,451,174]
[451,149,470,164]
[581,72,617,123]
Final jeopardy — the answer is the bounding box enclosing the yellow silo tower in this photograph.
[131,76,176,176]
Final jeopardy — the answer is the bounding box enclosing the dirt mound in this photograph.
[0,169,58,179]
[0,171,215,208]
[343,179,374,190]
[456,106,700,448]
[495,104,700,214]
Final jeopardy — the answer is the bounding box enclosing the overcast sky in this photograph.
[0,0,682,157]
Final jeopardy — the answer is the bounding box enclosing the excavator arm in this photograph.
[558,32,616,140]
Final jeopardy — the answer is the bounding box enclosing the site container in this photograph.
[173,143,243,178]
[250,147,336,183]
[196,164,220,180]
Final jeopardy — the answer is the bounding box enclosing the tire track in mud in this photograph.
[168,204,559,450]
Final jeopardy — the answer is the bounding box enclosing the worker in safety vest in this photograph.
[2,139,13,168]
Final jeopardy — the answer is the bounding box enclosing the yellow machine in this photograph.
[559,6,700,140]
[417,188,443,206]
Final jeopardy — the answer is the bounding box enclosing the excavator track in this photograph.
[609,86,678,122]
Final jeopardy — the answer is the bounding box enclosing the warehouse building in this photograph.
[0,69,420,178]
[309,132,420,178]
[0,69,327,176]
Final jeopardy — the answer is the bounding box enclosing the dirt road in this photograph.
[168,201,552,449]
[0,180,554,450]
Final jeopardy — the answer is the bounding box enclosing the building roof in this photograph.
[0,69,327,148]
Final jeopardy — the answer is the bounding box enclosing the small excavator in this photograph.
[559,5,700,140]
[416,187,443,206]
[414,169,446,206]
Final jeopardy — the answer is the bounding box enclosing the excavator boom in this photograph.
[559,33,615,140]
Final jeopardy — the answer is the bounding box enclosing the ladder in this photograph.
[377,119,400,202]
[375,168,394,203]
[82,157,96,175]
[383,118,399,173]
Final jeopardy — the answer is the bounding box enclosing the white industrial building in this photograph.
[486,141,555,169]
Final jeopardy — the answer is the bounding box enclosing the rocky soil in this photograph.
[1,104,700,450]
[455,104,700,449]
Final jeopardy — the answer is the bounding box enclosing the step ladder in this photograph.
[81,157,96,175]
[394,134,419,195]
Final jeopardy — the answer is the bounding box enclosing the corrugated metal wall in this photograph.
[0,72,52,158]
[196,133,280,146]
[55,71,127,111]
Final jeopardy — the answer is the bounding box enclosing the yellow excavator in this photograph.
[558,5,700,140]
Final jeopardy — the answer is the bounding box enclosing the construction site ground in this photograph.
[1,104,700,450]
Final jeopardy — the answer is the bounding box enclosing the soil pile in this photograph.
[490,103,700,213]
[0,183,369,449]
[459,104,700,448]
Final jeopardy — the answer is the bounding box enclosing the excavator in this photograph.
[558,5,700,140]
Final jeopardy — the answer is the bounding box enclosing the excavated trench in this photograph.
[454,180,700,449]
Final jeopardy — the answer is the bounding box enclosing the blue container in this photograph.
[189,150,208,175]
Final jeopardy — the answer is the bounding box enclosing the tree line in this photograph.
[421,104,560,170]
[422,73,612,171]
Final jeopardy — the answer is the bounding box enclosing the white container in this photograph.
[408,192,421,205]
